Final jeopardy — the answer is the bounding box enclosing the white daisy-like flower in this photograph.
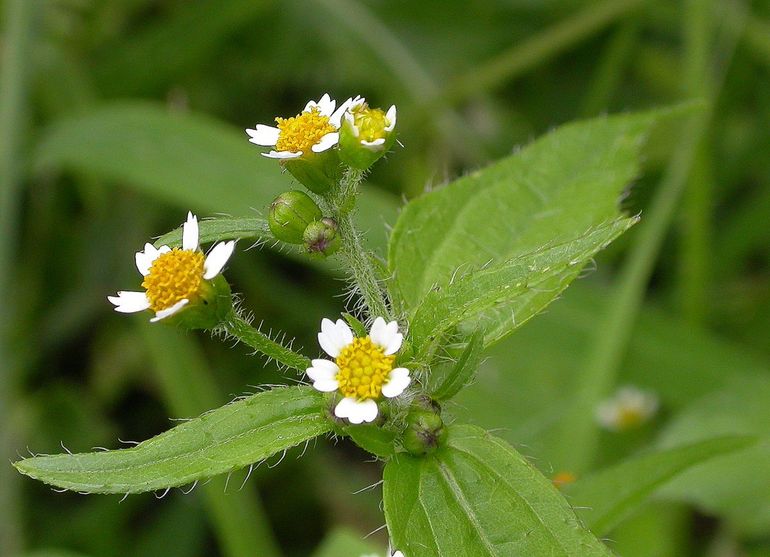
[596,386,659,432]
[108,212,235,322]
[246,93,353,159]
[307,317,411,424]
[343,96,397,148]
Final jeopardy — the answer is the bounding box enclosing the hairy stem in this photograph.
[329,168,393,321]
[222,312,310,371]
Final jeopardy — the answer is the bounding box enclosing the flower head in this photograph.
[246,94,351,160]
[108,212,235,323]
[596,386,659,431]
[339,97,397,169]
[307,317,411,424]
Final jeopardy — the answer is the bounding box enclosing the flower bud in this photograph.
[164,274,234,330]
[402,400,447,456]
[339,99,397,170]
[268,191,322,244]
[303,217,341,257]
[283,149,343,195]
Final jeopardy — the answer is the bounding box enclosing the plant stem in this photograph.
[328,169,393,322]
[222,312,310,371]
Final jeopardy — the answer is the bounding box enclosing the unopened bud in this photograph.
[268,191,322,244]
[303,218,341,257]
[339,98,397,170]
[283,150,343,195]
[402,400,447,456]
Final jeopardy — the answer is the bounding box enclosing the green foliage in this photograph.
[14,387,330,494]
[566,435,755,535]
[383,425,613,556]
[154,217,271,248]
[429,329,485,401]
[311,528,381,557]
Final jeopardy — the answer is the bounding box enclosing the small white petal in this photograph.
[203,241,235,279]
[312,378,340,392]
[306,359,339,382]
[361,138,386,148]
[262,150,302,159]
[245,125,280,146]
[392,552,404,557]
[108,291,151,313]
[135,243,168,275]
[382,368,411,398]
[307,93,335,116]
[385,105,397,131]
[331,96,356,127]
[150,299,189,322]
[318,318,353,358]
[370,318,402,355]
[311,132,338,153]
[335,397,378,424]
[369,317,388,346]
[182,212,199,251]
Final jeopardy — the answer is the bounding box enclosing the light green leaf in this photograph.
[429,329,485,401]
[383,424,613,557]
[311,528,381,557]
[33,101,399,253]
[154,217,271,248]
[566,436,755,535]
[409,218,636,357]
[14,387,330,494]
[389,109,670,319]
[342,423,396,458]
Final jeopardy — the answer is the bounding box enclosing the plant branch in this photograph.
[222,312,310,371]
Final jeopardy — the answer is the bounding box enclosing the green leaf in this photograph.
[154,217,271,248]
[565,435,755,535]
[14,386,330,494]
[383,424,613,556]
[389,109,669,320]
[409,218,636,357]
[311,528,381,557]
[429,329,485,401]
[342,423,397,458]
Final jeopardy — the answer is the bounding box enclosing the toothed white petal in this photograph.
[245,125,280,146]
[385,105,397,131]
[382,368,411,398]
[203,241,235,279]
[361,138,386,148]
[150,299,189,322]
[311,132,338,153]
[182,212,199,251]
[335,397,378,424]
[108,291,151,313]
[318,318,353,357]
[262,150,302,159]
[306,359,339,382]
[135,243,169,275]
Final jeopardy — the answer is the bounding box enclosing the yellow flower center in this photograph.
[141,248,205,312]
[335,337,394,400]
[350,103,390,142]
[274,107,336,154]
[616,406,647,430]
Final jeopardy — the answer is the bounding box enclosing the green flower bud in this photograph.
[303,217,341,257]
[339,99,397,170]
[164,274,234,330]
[402,400,447,456]
[268,191,322,244]
[283,149,343,195]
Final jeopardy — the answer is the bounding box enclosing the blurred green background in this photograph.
[2,0,769,556]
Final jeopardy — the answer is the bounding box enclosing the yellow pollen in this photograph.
[350,103,390,142]
[616,407,646,429]
[335,337,394,400]
[141,248,205,312]
[274,107,336,154]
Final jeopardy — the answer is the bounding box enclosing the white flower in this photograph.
[246,93,353,159]
[343,96,397,148]
[307,317,411,424]
[596,386,659,431]
[108,212,235,322]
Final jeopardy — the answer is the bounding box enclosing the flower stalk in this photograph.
[221,311,310,372]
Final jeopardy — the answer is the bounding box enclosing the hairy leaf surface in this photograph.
[383,424,613,556]
[15,387,330,494]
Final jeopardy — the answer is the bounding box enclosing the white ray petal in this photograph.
[203,241,235,279]
[381,368,411,398]
[312,378,340,392]
[361,138,386,148]
[150,299,189,322]
[385,105,397,131]
[334,397,378,424]
[262,150,302,159]
[108,291,151,313]
[135,243,169,275]
[306,359,339,382]
[245,125,280,146]
[307,93,335,116]
[182,212,199,251]
[311,132,338,153]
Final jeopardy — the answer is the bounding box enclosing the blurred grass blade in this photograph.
[154,217,271,248]
[384,424,613,556]
[311,528,380,557]
[14,386,330,494]
[438,0,645,106]
[566,436,755,535]
[141,324,281,557]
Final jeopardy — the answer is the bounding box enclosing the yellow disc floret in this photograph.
[616,406,647,430]
[349,103,390,142]
[275,107,336,154]
[335,337,394,400]
[142,248,205,312]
